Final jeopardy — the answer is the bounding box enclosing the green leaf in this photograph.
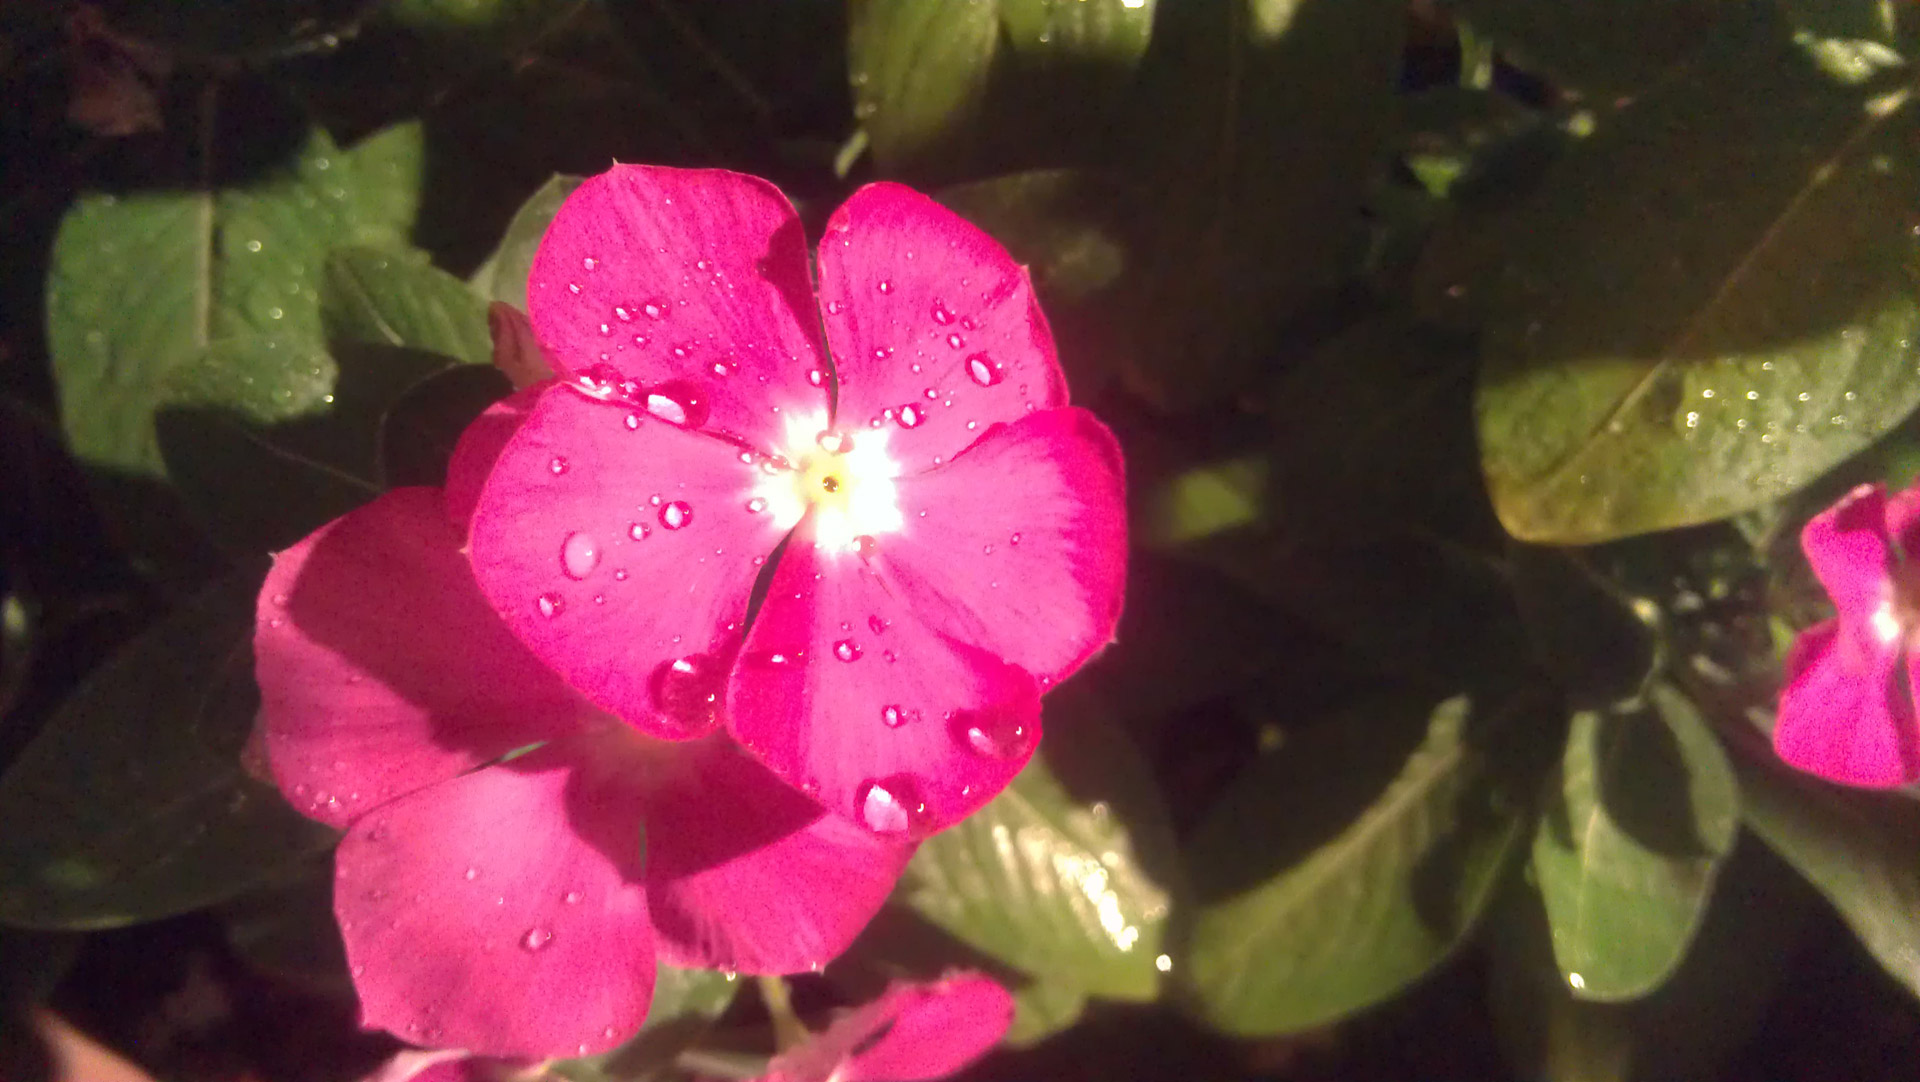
[1474,18,1920,542]
[555,963,741,1082]
[321,246,493,366]
[1531,684,1738,1001]
[1121,0,1405,408]
[1006,980,1089,1047]
[48,120,424,480]
[473,174,584,311]
[848,0,1154,179]
[1184,692,1525,1035]
[0,571,338,930]
[897,703,1174,1002]
[1508,546,1661,710]
[1445,0,1729,97]
[380,364,516,488]
[1734,728,1920,1000]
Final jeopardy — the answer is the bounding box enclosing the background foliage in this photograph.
[4,1,1920,1079]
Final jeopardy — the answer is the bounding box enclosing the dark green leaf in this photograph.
[848,0,1154,179]
[897,703,1174,1002]
[1508,546,1661,710]
[0,572,338,930]
[1475,18,1920,542]
[1734,727,1920,1000]
[1184,693,1525,1035]
[1531,684,1738,1001]
[1006,980,1089,1047]
[47,121,424,479]
[321,246,493,366]
[380,364,516,488]
[1121,0,1404,408]
[1445,0,1728,97]
[474,174,584,311]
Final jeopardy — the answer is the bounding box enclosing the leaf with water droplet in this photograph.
[1476,22,1920,542]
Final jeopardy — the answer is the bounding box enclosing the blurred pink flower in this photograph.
[1776,482,1920,786]
[756,973,1014,1082]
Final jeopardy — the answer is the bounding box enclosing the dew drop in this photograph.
[833,639,863,662]
[854,535,878,560]
[643,299,668,320]
[650,653,723,735]
[897,404,925,428]
[857,776,927,834]
[967,353,1001,387]
[549,456,569,475]
[521,927,553,951]
[807,368,826,387]
[746,497,767,514]
[464,866,479,881]
[561,532,600,579]
[931,299,955,325]
[568,283,582,295]
[952,709,1036,760]
[868,614,888,635]
[659,501,694,530]
[881,704,909,728]
[877,280,894,294]
[946,333,965,350]
[582,257,598,271]
[537,593,565,619]
[614,305,633,322]
[818,430,852,454]
[624,413,641,430]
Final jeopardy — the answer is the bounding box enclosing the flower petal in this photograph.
[1801,483,1894,618]
[889,407,1126,683]
[1774,619,1920,787]
[1885,481,1920,557]
[468,387,785,739]
[816,183,1068,472]
[727,519,1043,837]
[256,488,583,829]
[527,165,828,450]
[641,737,912,974]
[762,973,1014,1082]
[335,742,653,1060]
[488,302,554,390]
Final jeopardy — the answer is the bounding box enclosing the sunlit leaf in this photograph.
[898,704,1174,1002]
[1475,16,1920,542]
[321,246,493,366]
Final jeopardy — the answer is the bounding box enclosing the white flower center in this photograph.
[754,410,903,555]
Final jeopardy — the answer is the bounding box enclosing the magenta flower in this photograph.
[1775,482,1920,786]
[756,973,1014,1082]
[252,167,1124,1059]
[460,166,1126,834]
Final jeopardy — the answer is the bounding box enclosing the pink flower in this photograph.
[756,973,1014,1082]
[255,488,912,1057]
[460,166,1126,834]
[1775,482,1920,786]
[252,167,1124,1059]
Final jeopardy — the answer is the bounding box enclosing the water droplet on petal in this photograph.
[868,614,887,635]
[614,306,633,322]
[818,430,852,453]
[967,353,1001,386]
[624,413,641,430]
[643,299,669,320]
[563,890,582,904]
[807,368,826,387]
[549,456,569,475]
[746,497,767,514]
[561,532,600,579]
[659,501,693,530]
[897,404,924,428]
[952,709,1035,760]
[521,927,553,951]
[931,299,955,325]
[464,866,479,881]
[833,639,862,662]
[645,380,710,428]
[877,280,894,294]
[1009,532,1022,546]
[858,777,927,835]
[881,704,913,728]
[649,653,723,735]
[946,333,965,350]
[537,593,564,618]
[854,535,878,560]
[629,522,651,542]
